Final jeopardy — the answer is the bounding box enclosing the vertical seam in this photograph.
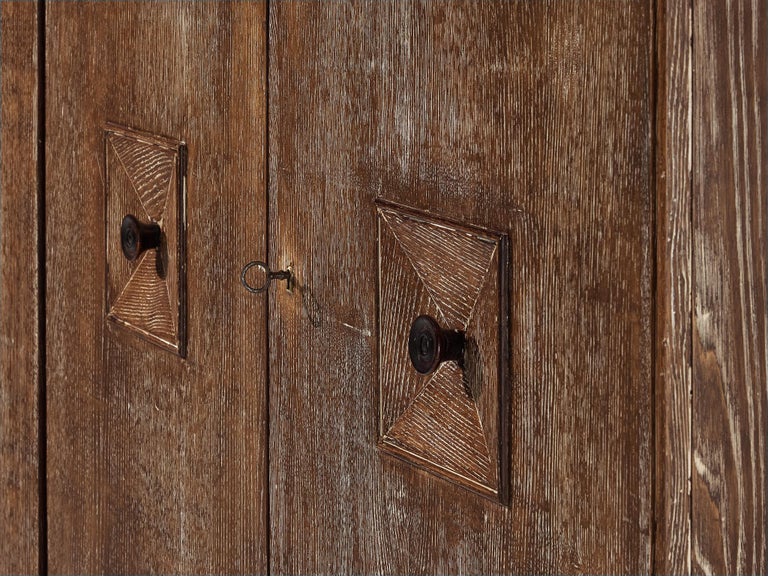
[650,0,660,571]
[36,0,48,573]
[687,0,694,571]
[264,2,272,574]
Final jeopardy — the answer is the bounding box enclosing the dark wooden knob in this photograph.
[120,214,161,262]
[408,315,465,375]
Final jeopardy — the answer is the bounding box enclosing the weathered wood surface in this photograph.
[4,1,760,572]
[0,3,42,574]
[691,0,767,573]
[654,0,692,572]
[46,4,268,572]
[269,1,653,573]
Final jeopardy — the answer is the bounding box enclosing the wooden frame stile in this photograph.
[690,1,767,573]
[655,0,768,573]
[0,3,44,574]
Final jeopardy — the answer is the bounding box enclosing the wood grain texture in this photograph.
[269,1,653,573]
[691,0,767,573]
[46,4,268,573]
[377,202,506,500]
[654,0,692,572]
[0,3,41,573]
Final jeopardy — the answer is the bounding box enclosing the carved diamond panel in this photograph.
[377,200,509,502]
[105,124,186,356]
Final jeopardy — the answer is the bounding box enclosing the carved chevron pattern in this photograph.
[109,134,176,221]
[105,126,184,355]
[377,202,505,499]
[380,207,497,329]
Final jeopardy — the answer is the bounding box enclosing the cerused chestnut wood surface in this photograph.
[0,3,42,574]
[0,1,766,574]
[44,3,268,573]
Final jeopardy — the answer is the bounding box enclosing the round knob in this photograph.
[120,214,161,262]
[408,315,465,375]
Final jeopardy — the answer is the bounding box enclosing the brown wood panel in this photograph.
[0,3,41,573]
[654,0,692,572]
[692,0,767,573]
[269,1,653,573]
[45,4,268,573]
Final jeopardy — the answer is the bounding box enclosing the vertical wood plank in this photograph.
[0,3,41,573]
[692,0,767,573]
[270,1,653,572]
[46,4,269,572]
[654,0,692,572]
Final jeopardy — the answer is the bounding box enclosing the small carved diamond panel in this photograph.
[105,124,186,356]
[377,200,509,503]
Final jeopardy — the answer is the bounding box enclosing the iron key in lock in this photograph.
[240,261,294,293]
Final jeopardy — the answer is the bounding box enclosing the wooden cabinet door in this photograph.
[45,4,268,572]
[268,2,653,573]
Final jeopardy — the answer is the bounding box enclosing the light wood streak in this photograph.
[654,0,693,571]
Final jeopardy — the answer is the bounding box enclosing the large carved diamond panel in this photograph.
[105,124,187,356]
[376,200,509,502]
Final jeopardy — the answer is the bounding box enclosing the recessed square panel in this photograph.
[105,124,187,356]
[376,199,509,503]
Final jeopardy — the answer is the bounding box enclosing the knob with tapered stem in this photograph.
[120,214,161,262]
[408,315,465,375]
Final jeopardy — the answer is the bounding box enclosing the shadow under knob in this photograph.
[408,314,465,375]
[120,214,161,262]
